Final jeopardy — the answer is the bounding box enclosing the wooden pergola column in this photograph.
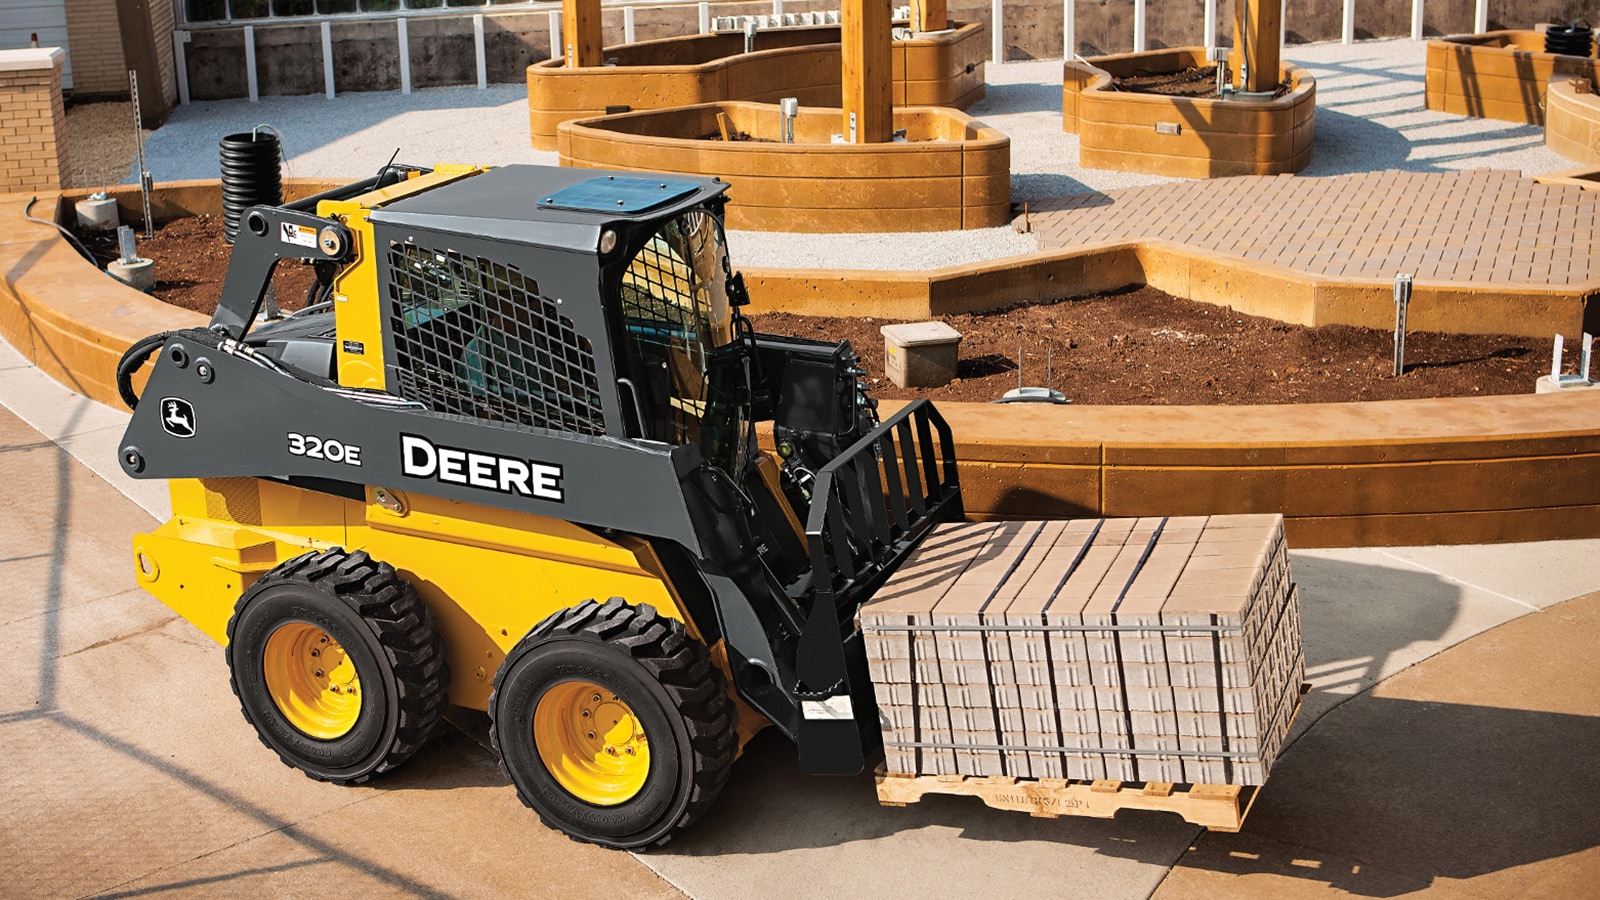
[1232,0,1281,94]
[563,0,604,68]
[841,0,893,143]
[914,0,947,32]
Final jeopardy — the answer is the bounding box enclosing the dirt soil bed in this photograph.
[74,214,316,314]
[752,287,1544,406]
[1113,66,1221,98]
[89,216,1544,405]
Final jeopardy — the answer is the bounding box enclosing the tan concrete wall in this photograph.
[1545,73,1600,164]
[0,51,71,193]
[1425,31,1600,126]
[742,242,1591,338]
[1063,49,1315,178]
[62,0,128,95]
[558,102,1009,232]
[527,23,986,151]
[4,180,1598,548]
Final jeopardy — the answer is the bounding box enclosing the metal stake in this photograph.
[129,70,154,237]
[1392,274,1413,376]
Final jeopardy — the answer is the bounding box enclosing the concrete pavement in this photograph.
[3,338,1598,899]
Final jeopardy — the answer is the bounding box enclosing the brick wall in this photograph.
[145,0,179,108]
[0,50,72,193]
[63,0,128,96]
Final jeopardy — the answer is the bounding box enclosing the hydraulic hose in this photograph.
[115,331,176,410]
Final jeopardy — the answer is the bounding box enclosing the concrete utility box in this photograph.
[881,321,961,388]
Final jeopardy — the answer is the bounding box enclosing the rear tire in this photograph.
[489,598,736,849]
[226,548,449,784]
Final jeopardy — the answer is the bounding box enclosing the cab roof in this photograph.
[369,164,729,254]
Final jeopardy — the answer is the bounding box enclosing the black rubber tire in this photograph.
[489,598,737,850]
[226,548,450,785]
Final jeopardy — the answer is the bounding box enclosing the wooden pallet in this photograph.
[874,772,1261,831]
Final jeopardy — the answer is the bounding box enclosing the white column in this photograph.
[1342,0,1355,44]
[1064,0,1074,58]
[549,10,562,58]
[172,30,190,106]
[321,21,335,98]
[1280,0,1287,47]
[772,0,783,15]
[398,18,411,94]
[1133,0,1145,51]
[699,1,711,33]
[473,14,487,88]
[1203,0,1217,50]
[1474,0,1487,33]
[623,5,636,43]
[991,0,1002,62]
[1411,0,1423,40]
[244,24,258,102]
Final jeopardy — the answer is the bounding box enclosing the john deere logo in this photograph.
[161,397,196,438]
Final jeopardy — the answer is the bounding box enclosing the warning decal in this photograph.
[280,223,317,248]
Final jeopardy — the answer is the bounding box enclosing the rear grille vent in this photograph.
[386,242,605,435]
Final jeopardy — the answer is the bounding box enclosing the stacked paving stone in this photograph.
[862,514,1302,786]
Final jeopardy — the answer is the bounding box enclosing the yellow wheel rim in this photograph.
[263,622,362,740]
[534,680,651,806]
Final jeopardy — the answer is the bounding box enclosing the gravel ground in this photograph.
[60,100,151,190]
[113,37,1574,271]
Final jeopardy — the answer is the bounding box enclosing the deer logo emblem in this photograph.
[160,397,196,439]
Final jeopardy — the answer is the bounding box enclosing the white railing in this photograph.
[173,0,1487,106]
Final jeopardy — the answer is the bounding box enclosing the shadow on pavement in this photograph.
[1180,695,1600,896]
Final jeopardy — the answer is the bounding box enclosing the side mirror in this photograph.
[728,271,750,308]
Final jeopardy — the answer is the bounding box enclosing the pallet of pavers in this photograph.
[861,514,1305,830]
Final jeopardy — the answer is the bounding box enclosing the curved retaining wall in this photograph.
[3,181,1597,548]
[558,102,1010,232]
[1545,73,1600,163]
[1425,30,1600,126]
[526,23,987,151]
[742,241,1595,339]
[1063,48,1315,178]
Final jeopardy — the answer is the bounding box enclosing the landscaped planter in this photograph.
[1062,48,1315,178]
[1425,30,1600,126]
[558,101,1010,232]
[4,180,1599,548]
[527,23,986,150]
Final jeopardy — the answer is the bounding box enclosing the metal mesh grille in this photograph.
[200,477,262,525]
[386,242,605,435]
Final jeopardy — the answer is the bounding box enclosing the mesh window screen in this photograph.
[386,242,605,435]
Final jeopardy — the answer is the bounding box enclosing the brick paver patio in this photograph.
[1032,170,1600,285]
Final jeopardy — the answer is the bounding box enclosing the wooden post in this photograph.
[916,0,947,32]
[562,0,603,67]
[841,0,893,143]
[1232,0,1281,94]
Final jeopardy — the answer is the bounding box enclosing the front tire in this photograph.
[226,548,449,784]
[489,598,736,849]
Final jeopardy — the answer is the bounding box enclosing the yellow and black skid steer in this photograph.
[117,163,1302,849]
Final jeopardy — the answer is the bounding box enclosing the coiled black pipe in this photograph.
[220,129,283,244]
[1545,23,1594,57]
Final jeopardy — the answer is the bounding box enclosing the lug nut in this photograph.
[587,731,596,740]
[592,694,601,703]
[319,636,328,644]
[315,669,324,677]
[310,649,319,657]
[581,710,590,718]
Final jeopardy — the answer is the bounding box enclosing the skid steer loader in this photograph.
[118,162,964,848]
[118,163,1301,850]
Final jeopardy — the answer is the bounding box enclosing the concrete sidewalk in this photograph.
[3,342,1598,899]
